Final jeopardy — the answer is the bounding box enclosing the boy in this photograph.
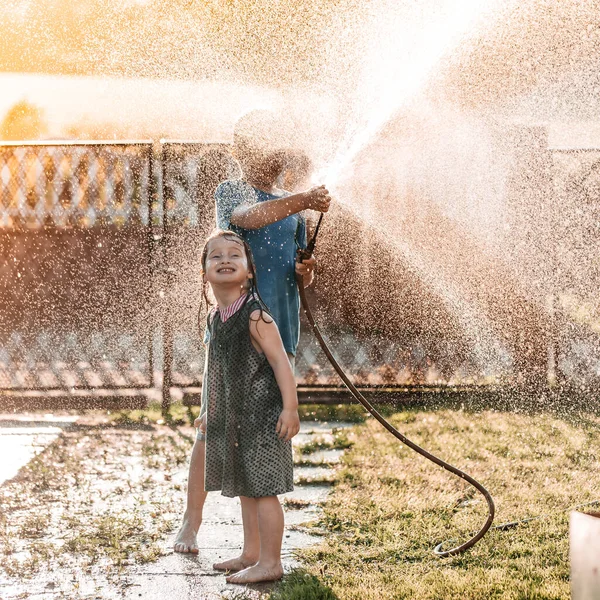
[173,111,330,571]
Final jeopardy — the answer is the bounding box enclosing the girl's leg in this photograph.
[174,439,208,553]
[213,496,260,571]
[226,496,284,584]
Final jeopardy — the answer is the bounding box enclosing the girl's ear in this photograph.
[201,270,207,283]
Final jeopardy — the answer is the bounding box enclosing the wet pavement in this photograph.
[0,415,350,599]
[122,421,348,600]
[0,413,78,485]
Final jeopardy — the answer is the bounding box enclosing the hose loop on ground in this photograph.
[297,275,495,557]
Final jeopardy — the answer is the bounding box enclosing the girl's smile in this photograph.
[204,237,252,289]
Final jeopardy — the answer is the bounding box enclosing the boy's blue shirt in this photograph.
[212,179,307,355]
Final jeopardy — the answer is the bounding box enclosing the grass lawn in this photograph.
[275,406,600,600]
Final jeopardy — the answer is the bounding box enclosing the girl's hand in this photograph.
[276,409,300,442]
[194,414,207,434]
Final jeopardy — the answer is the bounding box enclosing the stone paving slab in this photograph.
[123,505,324,599]
[294,465,336,483]
[124,544,303,599]
[297,448,343,464]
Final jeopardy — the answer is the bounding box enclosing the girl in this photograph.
[174,111,328,556]
[196,229,300,584]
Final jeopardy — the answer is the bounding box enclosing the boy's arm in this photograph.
[231,186,330,230]
[249,310,300,441]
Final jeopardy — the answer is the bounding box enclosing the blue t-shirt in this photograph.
[214,180,307,355]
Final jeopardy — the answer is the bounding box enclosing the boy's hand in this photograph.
[295,256,316,287]
[276,409,300,442]
[194,414,207,433]
[302,186,331,213]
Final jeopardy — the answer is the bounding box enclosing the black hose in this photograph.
[296,261,495,557]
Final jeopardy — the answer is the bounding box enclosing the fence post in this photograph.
[147,144,156,390]
[158,141,173,415]
[162,274,174,415]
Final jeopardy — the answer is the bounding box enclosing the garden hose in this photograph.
[296,221,496,557]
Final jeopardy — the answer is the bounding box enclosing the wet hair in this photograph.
[199,229,270,327]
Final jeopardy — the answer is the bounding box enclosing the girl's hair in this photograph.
[199,229,270,325]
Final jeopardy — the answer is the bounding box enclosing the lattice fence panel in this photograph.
[0,144,151,228]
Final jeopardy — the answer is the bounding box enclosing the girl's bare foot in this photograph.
[226,562,283,584]
[173,515,201,554]
[213,553,258,572]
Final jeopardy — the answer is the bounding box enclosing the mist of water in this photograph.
[318,0,504,192]
[2,0,600,389]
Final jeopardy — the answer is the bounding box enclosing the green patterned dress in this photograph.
[203,297,294,498]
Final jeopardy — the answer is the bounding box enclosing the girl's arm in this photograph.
[231,186,330,230]
[195,317,212,432]
[249,310,300,441]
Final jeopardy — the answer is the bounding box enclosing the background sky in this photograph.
[0,0,599,142]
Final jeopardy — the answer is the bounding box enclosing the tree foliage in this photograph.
[0,100,47,141]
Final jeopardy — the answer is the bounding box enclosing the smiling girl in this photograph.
[195,229,300,584]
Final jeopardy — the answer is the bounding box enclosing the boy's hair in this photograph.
[200,229,270,324]
[233,109,286,154]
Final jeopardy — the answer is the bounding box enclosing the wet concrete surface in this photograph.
[0,413,78,485]
[0,416,351,599]
[122,421,349,600]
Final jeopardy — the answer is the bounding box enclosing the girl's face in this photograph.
[203,237,252,288]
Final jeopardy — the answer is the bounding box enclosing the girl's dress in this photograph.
[204,296,294,498]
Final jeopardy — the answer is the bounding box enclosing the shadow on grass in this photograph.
[224,569,338,600]
[270,569,339,600]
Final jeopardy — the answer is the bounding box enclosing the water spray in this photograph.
[296,215,496,557]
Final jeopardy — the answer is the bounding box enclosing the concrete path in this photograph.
[0,413,78,486]
[123,421,348,600]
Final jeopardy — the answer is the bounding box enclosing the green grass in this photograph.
[271,569,339,599]
[275,408,600,600]
[298,404,367,423]
[297,430,354,455]
[109,400,192,427]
